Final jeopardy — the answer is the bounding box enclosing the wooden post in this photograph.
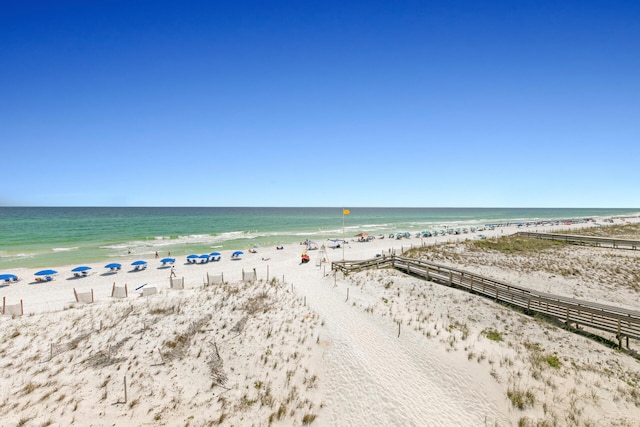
[123,376,128,404]
[398,321,401,337]
[91,289,95,303]
[304,296,306,306]
[346,288,349,302]
[73,288,78,302]
[2,296,5,315]
[125,284,128,297]
[111,282,115,297]
[266,265,269,282]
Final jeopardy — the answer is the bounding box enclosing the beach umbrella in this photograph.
[187,254,199,259]
[354,232,370,238]
[209,252,221,256]
[72,266,92,272]
[105,263,122,269]
[160,257,175,264]
[231,251,243,258]
[35,269,57,276]
[0,274,18,281]
[131,260,147,266]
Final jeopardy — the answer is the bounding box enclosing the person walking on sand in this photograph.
[155,251,159,259]
[170,265,176,278]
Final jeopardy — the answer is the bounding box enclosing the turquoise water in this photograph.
[1,207,638,269]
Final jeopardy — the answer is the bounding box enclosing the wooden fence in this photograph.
[332,255,640,348]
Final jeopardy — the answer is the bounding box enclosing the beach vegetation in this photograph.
[544,354,561,368]
[482,328,503,342]
[507,386,536,409]
[16,417,31,427]
[302,413,317,424]
[470,235,565,254]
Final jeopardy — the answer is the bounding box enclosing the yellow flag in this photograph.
[343,209,350,215]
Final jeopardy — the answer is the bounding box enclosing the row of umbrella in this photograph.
[186,251,235,264]
[3,251,247,284]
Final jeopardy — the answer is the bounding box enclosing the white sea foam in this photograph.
[52,247,79,252]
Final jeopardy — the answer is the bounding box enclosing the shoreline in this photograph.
[2,208,638,270]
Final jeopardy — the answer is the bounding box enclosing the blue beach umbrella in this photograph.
[131,260,147,266]
[105,263,122,269]
[35,269,57,276]
[160,257,175,264]
[231,251,243,258]
[209,252,221,256]
[72,266,92,272]
[0,274,18,281]
[187,254,199,259]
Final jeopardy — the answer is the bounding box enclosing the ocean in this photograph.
[1,207,638,269]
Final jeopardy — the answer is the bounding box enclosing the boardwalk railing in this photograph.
[332,256,640,347]
[516,231,640,250]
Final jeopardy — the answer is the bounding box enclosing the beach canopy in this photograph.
[72,266,92,272]
[354,232,370,238]
[232,251,243,256]
[199,254,210,259]
[187,254,199,259]
[160,257,175,264]
[209,251,221,256]
[35,269,57,276]
[131,260,147,266]
[105,263,122,269]
[0,274,18,281]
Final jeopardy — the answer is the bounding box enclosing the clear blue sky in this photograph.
[2,0,638,208]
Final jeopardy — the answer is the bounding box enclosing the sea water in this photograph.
[0,207,638,269]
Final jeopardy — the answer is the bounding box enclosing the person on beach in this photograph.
[170,265,176,278]
[155,251,159,259]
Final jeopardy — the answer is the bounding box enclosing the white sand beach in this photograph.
[2,218,640,426]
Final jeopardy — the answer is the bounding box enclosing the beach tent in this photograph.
[186,254,199,264]
[209,251,221,261]
[198,254,210,264]
[231,251,243,259]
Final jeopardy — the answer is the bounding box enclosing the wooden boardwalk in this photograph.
[516,231,640,250]
[332,255,640,348]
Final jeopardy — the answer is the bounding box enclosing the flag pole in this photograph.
[342,209,345,260]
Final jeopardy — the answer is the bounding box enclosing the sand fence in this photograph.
[74,288,95,304]
[2,297,24,316]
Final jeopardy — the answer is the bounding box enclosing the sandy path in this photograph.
[293,268,511,426]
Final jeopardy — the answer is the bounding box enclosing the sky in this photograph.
[1,0,638,208]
